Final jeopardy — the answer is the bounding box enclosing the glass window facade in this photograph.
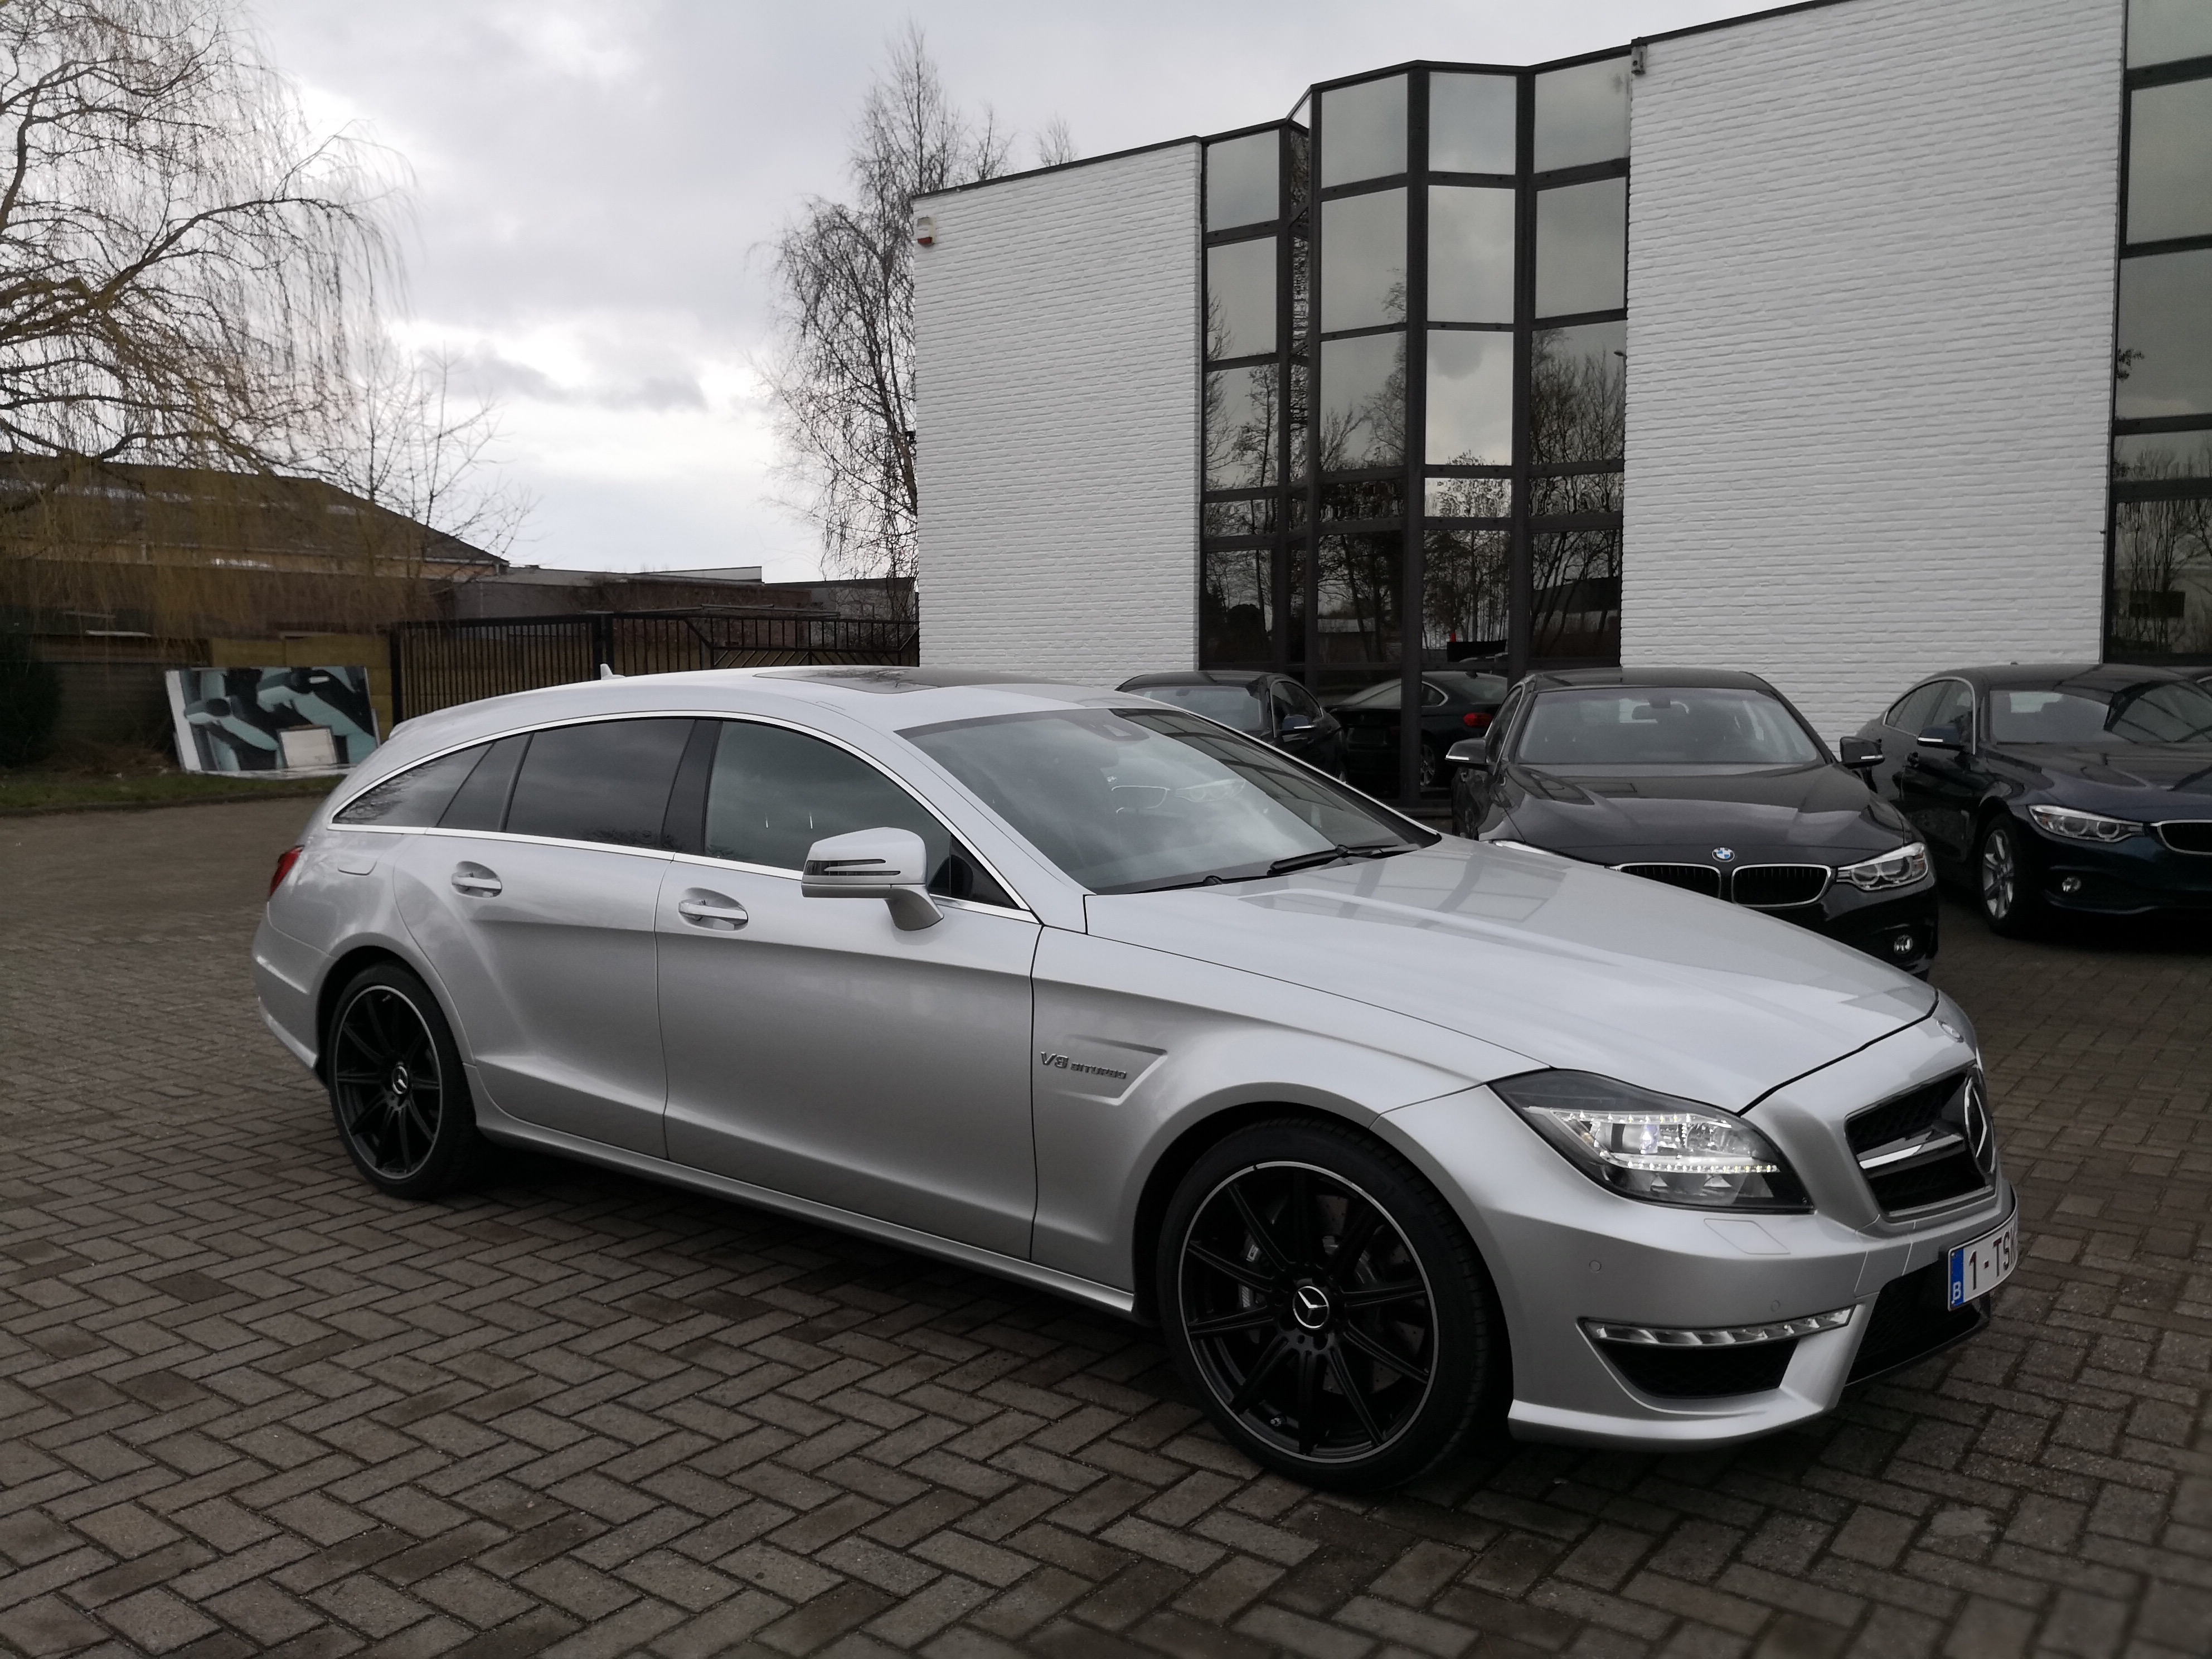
[1200,56,1630,799]
[2111,9,2212,662]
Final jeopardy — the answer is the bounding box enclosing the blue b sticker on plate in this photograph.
[1947,1212,2018,1309]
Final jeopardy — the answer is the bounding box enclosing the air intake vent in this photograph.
[1616,862,1722,897]
[1599,1339,1796,1398]
[1846,1260,1986,1385]
[1731,864,1831,908]
[1847,1070,1993,1215]
[2157,821,2212,855]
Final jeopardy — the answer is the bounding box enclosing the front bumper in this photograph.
[1380,1012,2009,1449]
[2020,818,2212,916]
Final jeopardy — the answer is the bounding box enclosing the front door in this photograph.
[392,717,693,1156]
[1894,681,1985,863]
[658,718,1040,1257]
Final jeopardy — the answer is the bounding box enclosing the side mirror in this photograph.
[802,826,940,930]
[1445,737,1488,767]
[1279,712,1314,734]
[1917,724,1966,752]
[1838,736,1880,771]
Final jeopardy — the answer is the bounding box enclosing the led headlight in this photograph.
[2028,805,2143,843]
[1492,1070,1811,1211]
[1836,842,1929,892]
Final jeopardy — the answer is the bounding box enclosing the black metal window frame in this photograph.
[1201,53,1629,802]
[2105,38,2212,664]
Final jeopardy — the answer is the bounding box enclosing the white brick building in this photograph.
[914,0,2210,774]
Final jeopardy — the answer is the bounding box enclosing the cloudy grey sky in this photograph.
[251,2,1771,580]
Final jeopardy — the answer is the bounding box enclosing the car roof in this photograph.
[1929,663,2193,689]
[1526,667,1778,692]
[1118,670,1270,688]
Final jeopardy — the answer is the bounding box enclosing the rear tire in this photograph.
[324,963,483,1199]
[1976,817,2041,938]
[1155,1118,1503,1491]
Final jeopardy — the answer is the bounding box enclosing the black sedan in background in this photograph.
[1853,663,2212,934]
[1117,670,1345,774]
[1452,668,1939,972]
[1330,670,1507,793]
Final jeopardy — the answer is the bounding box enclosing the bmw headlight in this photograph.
[1492,1071,1811,1211]
[2028,805,2143,843]
[1836,841,1929,891]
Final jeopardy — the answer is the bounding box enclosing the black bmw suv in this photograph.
[1853,664,2212,934]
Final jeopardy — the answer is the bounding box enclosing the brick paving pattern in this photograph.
[2,800,2209,1659]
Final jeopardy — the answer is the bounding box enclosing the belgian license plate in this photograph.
[1947,1212,2018,1309]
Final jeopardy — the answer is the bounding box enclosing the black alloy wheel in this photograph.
[1417,742,1440,792]
[326,963,483,1198]
[1157,1119,1501,1490]
[1976,817,2040,938]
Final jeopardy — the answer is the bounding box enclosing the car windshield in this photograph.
[1987,681,2212,746]
[903,706,1429,894]
[1517,688,1824,766]
[1126,683,1268,733]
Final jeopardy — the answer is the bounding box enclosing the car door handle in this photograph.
[677,892,749,931]
[450,864,502,896]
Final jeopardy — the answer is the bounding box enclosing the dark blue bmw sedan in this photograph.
[1854,664,2212,934]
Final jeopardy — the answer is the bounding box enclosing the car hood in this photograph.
[1084,842,1934,1112]
[1497,761,1908,860]
[2003,744,2212,807]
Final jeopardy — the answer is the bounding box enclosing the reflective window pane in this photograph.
[1316,533,1404,663]
[1428,186,1515,324]
[1320,188,1406,332]
[1529,470,1625,517]
[507,719,691,848]
[1531,529,1623,663]
[1424,528,1511,659]
[1205,365,1282,489]
[2109,496,2212,657]
[1319,332,1405,471]
[1530,321,1626,464]
[1207,236,1277,360]
[1430,72,1516,174]
[2129,79,2212,245]
[1425,332,1514,466]
[2129,0,2212,67]
[1320,479,1403,522]
[1201,548,1277,664]
[1424,475,1510,518]
[1286,128,1311,214]
[333,743,486,826]
[705,721,958,886]
[1536,178,1627,317]
[2116,430,2212,480]
[1204,495,1278,537]
[1534,58,1630,172]
[1321,75,1406,186]
[2117,250,2212,418]
[1206,132,1278,229]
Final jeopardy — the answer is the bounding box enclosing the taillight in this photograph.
[270,845,303,898]
[1463,711,1493,729]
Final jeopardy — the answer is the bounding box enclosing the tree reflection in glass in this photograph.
[1320,333,1405,471]
[1530,322,1626,466]
[1530,528,1622,661]
[1202,548,1275,663]
[2112,492,2212,657]
[1316,533,1403,664]
[1424,528,1510,660]
[1205,363,1283,490]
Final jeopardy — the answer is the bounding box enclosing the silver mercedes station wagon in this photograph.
[254,667,2018,1490]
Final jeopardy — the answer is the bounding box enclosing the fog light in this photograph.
[2060,876,2082,895]
[1890,933,1915,959]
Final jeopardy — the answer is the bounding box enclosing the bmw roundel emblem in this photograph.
[1713,847,1736,862]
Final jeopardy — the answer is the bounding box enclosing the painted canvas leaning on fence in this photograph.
[165,666,380,774]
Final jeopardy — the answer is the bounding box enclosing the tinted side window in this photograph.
[333,745,487,826]
[1887,683,1944,735]
[1924,681,1975,741]
[439,733,526,831]
[705,721,1013,905]
[1282,681,1323,717]
[505,719,691,848]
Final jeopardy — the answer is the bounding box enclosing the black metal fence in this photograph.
[387,608,919,722]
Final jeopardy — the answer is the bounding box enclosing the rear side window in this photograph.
[1886,683,1945,734]
[438,734,526,831]
[333,745,488,826]
[704,720,1013,905]
[505,719,692,848]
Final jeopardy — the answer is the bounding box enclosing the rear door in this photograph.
[657,717,1041,1255]
[391,716,691,1156]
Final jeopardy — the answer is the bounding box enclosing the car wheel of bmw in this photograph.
[1417,743,1440,792]
[327,964,484,1198]
[1976,818,2039,938]
[1157,1120,1502,1490]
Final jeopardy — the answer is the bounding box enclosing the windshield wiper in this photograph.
[1265,841,1421,876]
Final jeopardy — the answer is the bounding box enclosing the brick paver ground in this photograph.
[3,801,2209,1659]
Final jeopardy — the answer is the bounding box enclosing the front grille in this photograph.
[1731,864,1831,908]
[2157,820,2212,855]
[1599,1339,1797,1398]
[1847,1070,1993,1215]
[1846,1260,1986,1386]
[1616,862,1723,897]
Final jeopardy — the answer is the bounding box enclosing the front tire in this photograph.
[1976,817,2041,938]
[1156,1119,1503,1491]
[325,963,483,1199]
